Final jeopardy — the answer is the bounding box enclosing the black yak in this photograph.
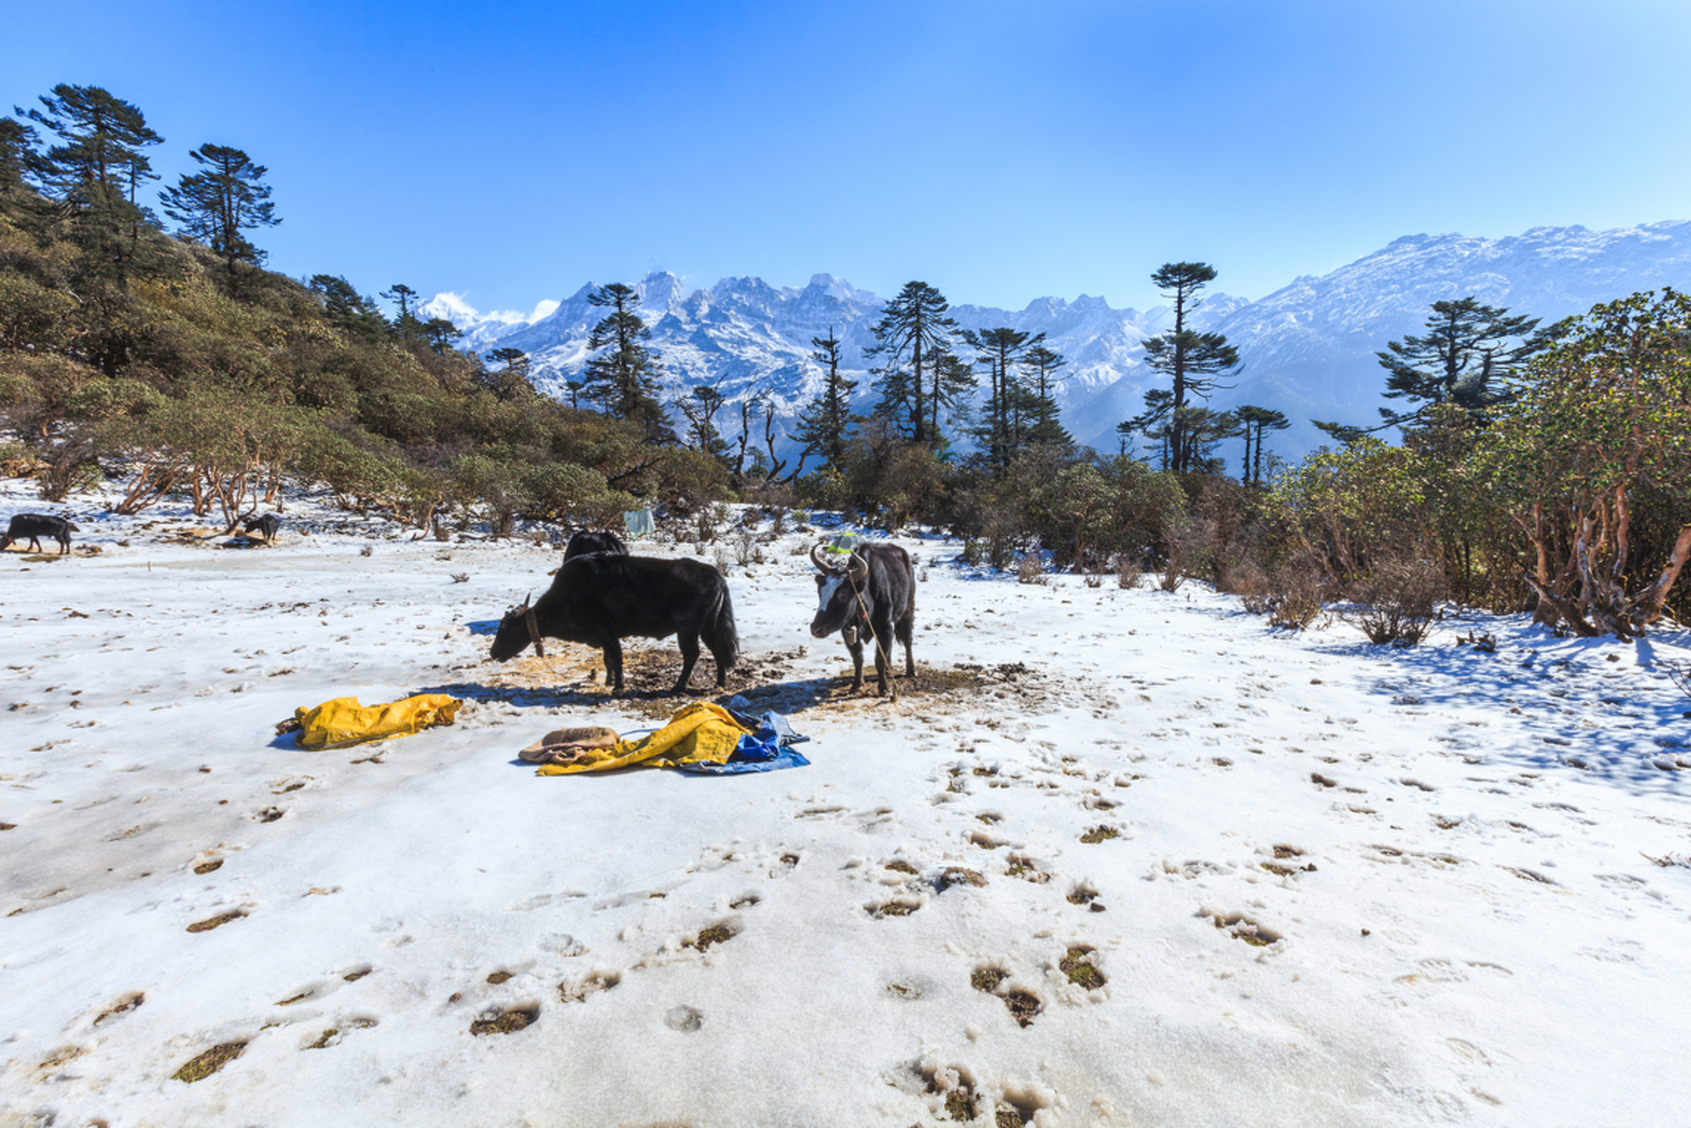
[490,554,738,694]
[809,541,915,695]
[242,513,281,542]
[563,529,627,560]
[1,514,79,554]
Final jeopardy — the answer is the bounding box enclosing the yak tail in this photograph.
[711,580,741,670]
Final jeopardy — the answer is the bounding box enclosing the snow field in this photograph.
[2,482,1689,1126]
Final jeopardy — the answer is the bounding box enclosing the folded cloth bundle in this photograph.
[531,703,809,776]
[290,694,461,750]
[519,725,621,765]
[534,703,749,774]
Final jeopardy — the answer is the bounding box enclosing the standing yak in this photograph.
[563,529,626,560]
[810,542,915,695]
[490,553,738,695]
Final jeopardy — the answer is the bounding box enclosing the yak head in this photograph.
[490,593,545,661]
[810,542,870,640]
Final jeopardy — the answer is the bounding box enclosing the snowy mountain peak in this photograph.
[429,220,1691,463]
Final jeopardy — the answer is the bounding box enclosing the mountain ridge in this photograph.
[422,220,1691,464]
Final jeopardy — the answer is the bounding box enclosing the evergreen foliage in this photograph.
[1315,297,1547,441]
[158,143,279,272]
[481,347,534,401]
[17,84,164,268]
[582,281,676,444]
[792,327,857,470]
[381,282,423,342]
[1233,404,1290,485]
[675,382,730,459]
[0,116,37,193]
[1020,343,1072,451]
[864,281,958,444]
[1121,262,1240,473]
[962,326,1041,474]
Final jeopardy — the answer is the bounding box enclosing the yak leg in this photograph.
[895,612,915,677]
[872,612,896,696]
[846,634,866,691]
[602,638,625,694]
[705,631,733,688]
[673,631,702,694]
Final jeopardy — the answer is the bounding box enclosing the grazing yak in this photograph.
[563,529,627,560]
[242,513,281,542]
[1,514,79,554]
[490,553,738,695]
[810,541,915,695]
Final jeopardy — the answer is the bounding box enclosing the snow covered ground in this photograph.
[2,480,1689,1128]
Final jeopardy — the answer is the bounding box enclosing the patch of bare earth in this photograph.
[482,648,1058,722]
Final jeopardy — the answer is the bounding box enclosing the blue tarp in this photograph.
[623,509,655,538]
[675,709,811,775]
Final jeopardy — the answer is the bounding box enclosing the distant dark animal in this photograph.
[809,541,915,695]
[563,529,627,560]
[490,554,738,694]
[242,513,281,542]
[1,514,79,555]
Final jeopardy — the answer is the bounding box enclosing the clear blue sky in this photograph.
[8,0,1689,317]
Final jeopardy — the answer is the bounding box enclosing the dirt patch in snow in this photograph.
[473,647,1058,722]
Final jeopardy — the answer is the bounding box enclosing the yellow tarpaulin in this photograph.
[536,702,750,775]
[292,694,461,750]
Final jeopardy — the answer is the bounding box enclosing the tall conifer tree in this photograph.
[582,282,674,443]
[1021,343,1072,450]
[1314,297,1547,442]
[0,116,37,194]
[864,281,957,444]
[793,327,858,468]
[1122,262,1240,472]
[158,143,279,271]
[1234,404,1290,485]
[963,326,1041,472]
[19,84,163,264]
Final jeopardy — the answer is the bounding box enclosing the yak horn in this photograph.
[810,542,844,575]
[846,550,869,581]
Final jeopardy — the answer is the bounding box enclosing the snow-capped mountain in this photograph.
[431,221,1691,465]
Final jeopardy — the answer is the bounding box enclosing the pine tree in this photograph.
[1344,298,1546,446]
[381,283,423,342]
[18,84,163,265]
[422,317,463,354]
[1314,298,1546,442]
[0,115,37,194]
[1233,404,1290,485]
[309,275,389,340]
[158,144,279,272]
[864,281,957,443]
[1021,343,1072,450]
[926,346,978,449]
[792,327,858,469]
[582,282,674,443]
[1124,262,1240,472]
[482,347,533,400]
[962,327,1042,472]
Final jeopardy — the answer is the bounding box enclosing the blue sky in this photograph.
[7,0,1688,318]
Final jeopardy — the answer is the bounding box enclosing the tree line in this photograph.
[3,82,1688,638]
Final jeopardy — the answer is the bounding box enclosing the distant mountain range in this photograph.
[423,220,1691,465]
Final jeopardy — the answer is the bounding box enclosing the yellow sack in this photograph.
[536,702,750,775]
[293,694,461,750]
